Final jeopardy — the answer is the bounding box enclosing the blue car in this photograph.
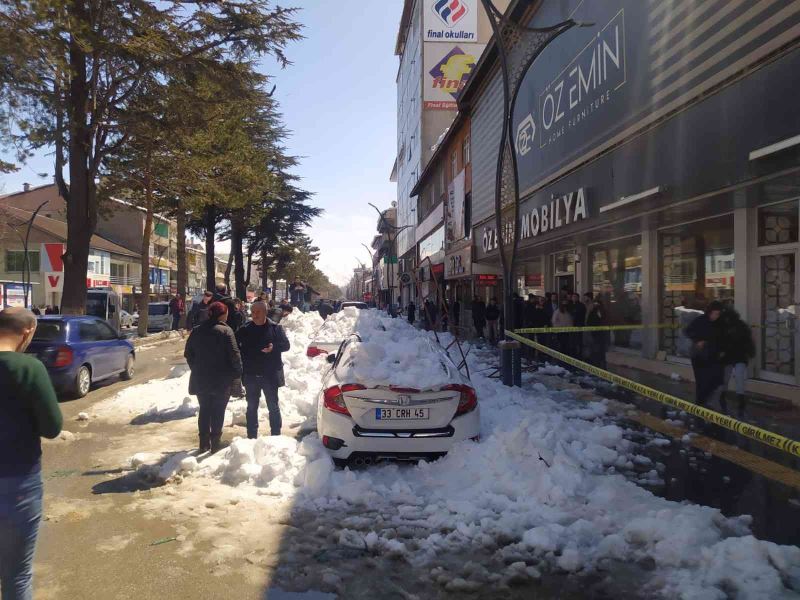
[26,316,136,398]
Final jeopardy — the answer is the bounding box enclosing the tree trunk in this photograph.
[204,205,216,291]
[224,248,233,294]
[245,246,255,290]
[137,185,154,337]
[176,208,187,297]
[231,217,246,300]
[60,5,93,315]
[261,246,269,290]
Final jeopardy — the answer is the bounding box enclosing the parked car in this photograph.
[119,310,135,328]
[147,302,173,331]
[340,301,368,310]
[26,316,135,398]
[316,335,480,467]
[306,311,385,358]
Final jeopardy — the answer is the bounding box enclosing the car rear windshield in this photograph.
[343,302,367,309]
[148,304,169,316]
[86,297,107,318]
[33,321,65,342]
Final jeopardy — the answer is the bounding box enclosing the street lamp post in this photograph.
[367,202,413,318]
[480,0,588,386]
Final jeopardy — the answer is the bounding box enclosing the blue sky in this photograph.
[0,1,403,286]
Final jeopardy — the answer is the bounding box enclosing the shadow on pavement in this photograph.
[90,470,162,494]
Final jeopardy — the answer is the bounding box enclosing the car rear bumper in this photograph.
[319,407,480,460]
[45,367,77,393]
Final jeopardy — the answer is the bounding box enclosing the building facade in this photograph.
[393,0,503,308]
[458,0,800,399]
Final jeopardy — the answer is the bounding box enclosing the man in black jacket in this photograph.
[236,301,291,438]
[184,302,243,451]
[685,301,725,407]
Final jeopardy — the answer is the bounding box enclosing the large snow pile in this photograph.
[340,328,454,390]
[120,309,800,598]
[310,306,388,343]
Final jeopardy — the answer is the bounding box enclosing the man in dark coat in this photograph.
[318,301,334,320]
[289,278,306,311]
[718,307,756,415]
[685,301,725,407]
[168,293,185,331]
[407,301,416,325]
[184,302,242,451]
[570,292,587,358]
[236,301,291,438]
[471,296,486,339]
[485,298,501,345]
[188,291,213,327]
[212,284,240,327]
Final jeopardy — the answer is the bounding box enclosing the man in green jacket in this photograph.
[0,307,62,600]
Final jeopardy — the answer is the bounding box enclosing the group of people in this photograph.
[686,301,755,416]
[184,285,291,451]
[468,291,610,367]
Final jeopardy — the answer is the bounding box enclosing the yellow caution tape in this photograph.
[504,330,800,460]
[515,323,681,334]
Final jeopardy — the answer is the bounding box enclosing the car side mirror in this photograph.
[326,353,336,364]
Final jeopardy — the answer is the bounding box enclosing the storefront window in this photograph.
[518,256,545,297]
[552,250,575,296]
[590,236,643,349]
[759,199,799,246]
[419,226,445,262]
[660,215,735,357]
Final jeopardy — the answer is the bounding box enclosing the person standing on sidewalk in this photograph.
[0,308,62,600]
[169,293,185,331]
[407,301,416,326]
[485,298,501,346]
[188,291,213,327]
[184,302,242,452]
[236,301,290,438]
[289,278,306,312]
[685,301,725,407]
[471,296,486,339]
[570,292,587,359]
[551,300,574,355]
[718,307,756,416]
[586,298,610,369]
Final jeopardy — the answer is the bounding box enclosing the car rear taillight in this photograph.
[322,383,366,416]
[443,384,477,415]
[53,346,74,368]
[306,346,326,358]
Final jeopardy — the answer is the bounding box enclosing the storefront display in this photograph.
[660,216,734,357]
[590,236,643,349]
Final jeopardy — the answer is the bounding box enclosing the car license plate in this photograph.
[375,407,429,420]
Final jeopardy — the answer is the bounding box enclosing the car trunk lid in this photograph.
[342,386,460,429]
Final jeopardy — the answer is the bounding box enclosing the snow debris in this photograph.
[670,372,682,381]
[76,412,90,421]
[115,309,800,598]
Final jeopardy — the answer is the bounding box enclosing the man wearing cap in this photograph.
[236,301,290,438]
[184,301,242,451]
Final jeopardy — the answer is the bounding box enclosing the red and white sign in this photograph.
[45,272,64,293]
[41,243,65,272]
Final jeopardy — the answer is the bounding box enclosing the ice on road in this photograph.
[95,309,800,598]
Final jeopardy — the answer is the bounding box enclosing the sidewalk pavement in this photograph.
[598,363,800,444]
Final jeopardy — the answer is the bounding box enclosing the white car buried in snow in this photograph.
[317,334,480,467]
[305,306,385,358]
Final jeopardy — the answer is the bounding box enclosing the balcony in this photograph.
[109,275,141,286]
